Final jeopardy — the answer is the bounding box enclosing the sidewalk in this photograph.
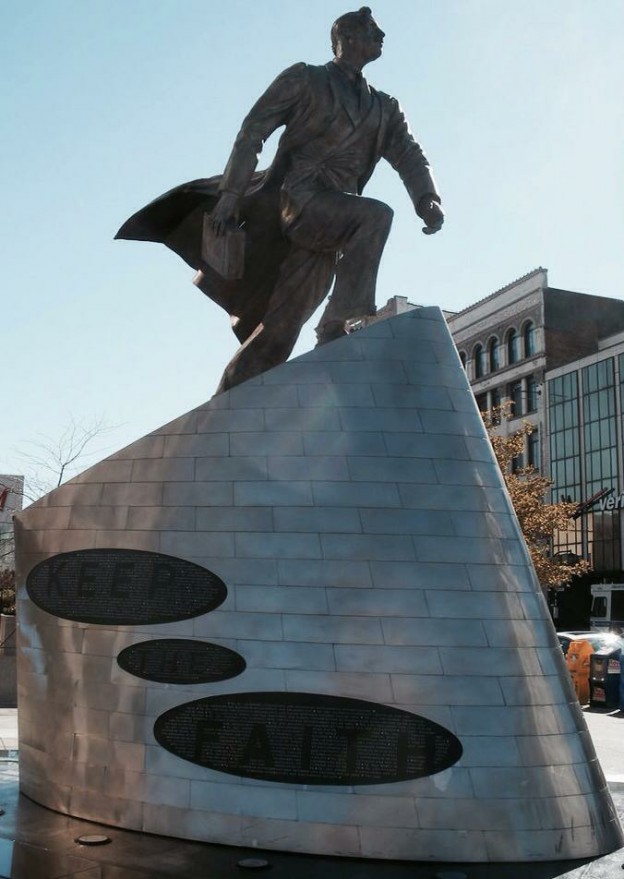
[582,706,624,786]
[0,711,17,755]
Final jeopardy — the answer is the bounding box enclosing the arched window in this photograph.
[488,337,500,372]
[474,344,485,378]
[507,328,520,364]
[524,321,536,357]
[459,351,467,369]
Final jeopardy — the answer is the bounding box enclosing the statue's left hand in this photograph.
[419,199,445,235]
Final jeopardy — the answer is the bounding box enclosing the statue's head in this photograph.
[331,7,385,66]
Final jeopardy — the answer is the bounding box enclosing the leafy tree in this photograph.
[482,408,589,591]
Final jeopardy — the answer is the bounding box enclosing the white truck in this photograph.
[590,583,624,632]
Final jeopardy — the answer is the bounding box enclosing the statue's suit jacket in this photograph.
[116,61,440,343]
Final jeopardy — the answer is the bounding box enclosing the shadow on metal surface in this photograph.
[1,769,622,879]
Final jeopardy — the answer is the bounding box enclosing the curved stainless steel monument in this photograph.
[14,307,623,862]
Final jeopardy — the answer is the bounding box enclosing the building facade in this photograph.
[447,269,547,473]
[547,335,624,574]
[0,474,24,571]
[446,268,624,588]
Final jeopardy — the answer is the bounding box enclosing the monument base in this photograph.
[14,308,623,861]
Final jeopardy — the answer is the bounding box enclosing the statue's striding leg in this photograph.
[214,190,392,393]
[214,246,335,394]
[285,191,393,343]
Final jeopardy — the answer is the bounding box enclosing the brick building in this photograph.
[447,268,624,483]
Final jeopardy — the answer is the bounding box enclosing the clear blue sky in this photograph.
[2,0,623,490]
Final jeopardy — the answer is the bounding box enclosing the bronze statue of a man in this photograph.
[117,7,443,394]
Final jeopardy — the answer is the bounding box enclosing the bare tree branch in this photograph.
[18,415,117,502]
[1,417,118,614]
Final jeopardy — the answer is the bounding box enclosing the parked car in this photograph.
[558,630,624,656]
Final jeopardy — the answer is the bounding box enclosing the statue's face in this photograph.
[350,15,385,64]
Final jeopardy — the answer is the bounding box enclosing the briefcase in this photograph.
[201,212,246,280]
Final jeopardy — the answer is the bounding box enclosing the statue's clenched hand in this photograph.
[418,198,444,235]
[210,192,240,237]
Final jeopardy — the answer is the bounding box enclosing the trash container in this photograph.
[566,638,593,705]
[589,648,622,708]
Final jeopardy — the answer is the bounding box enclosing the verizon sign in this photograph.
[599,491,624,512]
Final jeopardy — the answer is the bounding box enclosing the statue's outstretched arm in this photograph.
[383,99,444,234]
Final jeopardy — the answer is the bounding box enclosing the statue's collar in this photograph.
[330,57,366,85]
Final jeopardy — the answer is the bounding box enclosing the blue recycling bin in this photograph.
[589,649,622,708]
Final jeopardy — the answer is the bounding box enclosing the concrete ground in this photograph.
[1,707,623,878]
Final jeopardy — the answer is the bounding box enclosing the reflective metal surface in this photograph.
[13,308,624,862]
[1,759,624,878]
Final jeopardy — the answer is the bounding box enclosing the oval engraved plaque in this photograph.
[26,549,227,625]
[154,692,463,785]
[118,639,245,684]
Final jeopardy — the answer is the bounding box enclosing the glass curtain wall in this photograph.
[549,372,583,562]
[583,359,620,570]
[549,359,621,571]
